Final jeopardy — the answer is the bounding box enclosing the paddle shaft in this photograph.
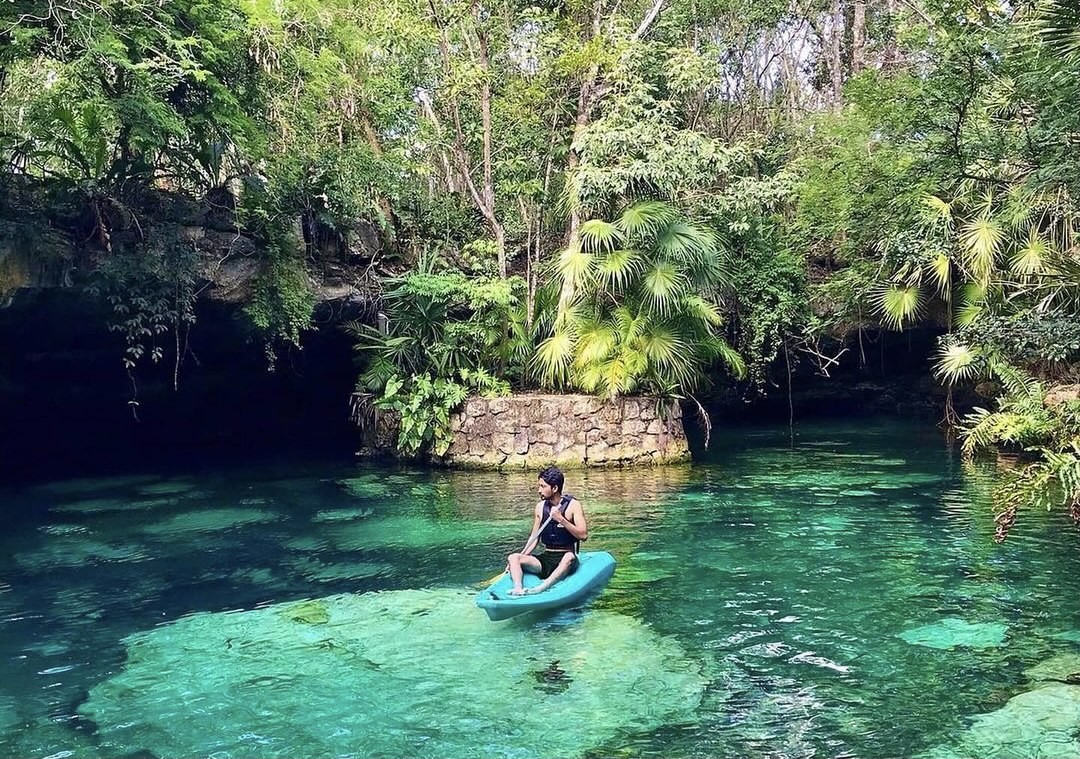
[486,502,568,584]
[492,513,553,577]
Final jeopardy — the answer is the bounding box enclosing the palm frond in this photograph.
[596,249,642,291]
[533,329,576,387]
[1032,0,1080,61]
[1010,231,1051,276]
[641,262,685,315]
[929,252,952,297]
[579,219,621,252]
[616,200,677,241]
[575,321,617,366]
[714,338,747,379]
[1000,184,1038,231]
[1026,253,1080,314]
[875,284,924,330]
[920,194,954,230]
[955,301,984,328]
[612,306,649,342]
[557,244,595,290]
[698,334,747,379]
[638,324,690,370]
[934,343,982,385]
[681,294,725,326]
[655,221,718,263]
[959,217,1005,282]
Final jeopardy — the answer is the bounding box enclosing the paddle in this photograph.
[478,511,556,588]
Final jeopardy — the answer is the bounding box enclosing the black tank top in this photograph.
[539,494,577,551]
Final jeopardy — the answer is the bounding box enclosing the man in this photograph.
[507,467,588,596]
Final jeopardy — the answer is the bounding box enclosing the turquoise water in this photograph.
[2,419,1079,758]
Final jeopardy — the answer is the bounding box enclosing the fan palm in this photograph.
[1032,0,1080,62]
[534,200,745,398]
[876,188,1075,332]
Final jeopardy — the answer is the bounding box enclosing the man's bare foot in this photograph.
[524,586,546,595]
[508,587,526,596]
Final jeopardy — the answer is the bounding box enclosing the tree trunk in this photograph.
[852,0,866,74]
[883,0,899,68]
[427,0,506,277]
[830,0,844,107]
[473,5,506,278]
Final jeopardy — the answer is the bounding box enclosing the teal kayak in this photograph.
[475,551,616,621]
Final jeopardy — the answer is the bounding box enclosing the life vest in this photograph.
[539,494,578,552]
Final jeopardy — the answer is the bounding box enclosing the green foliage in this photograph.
[2,0,261,195]
[243,215,315,353]
[87,231,199,391]
[351,265,526,389]
[538,200,744,398]
[374,366,512,457]
[727,230,809,389]
[347,261,521,456]
[376,373,468,457]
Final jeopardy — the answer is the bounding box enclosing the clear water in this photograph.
[2,419,1079,759]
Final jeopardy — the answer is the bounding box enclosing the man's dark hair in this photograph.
[539,466,564,492]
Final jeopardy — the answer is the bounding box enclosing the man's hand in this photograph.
[550,507,567,524]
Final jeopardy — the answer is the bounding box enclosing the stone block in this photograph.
[665,400,683,419]
[447,435,470,457]
[572,397,601,417]
[492,432,517,455]
[364,392,690,471]
[469,434,493,455]
[530,442,554,459]
[598,403,621,423]
[560,445,586,463]
[514,429,530,455]
[471,415,495,437]
[532,423,558,445]
[502,453,530,470]
[640,401,657,421]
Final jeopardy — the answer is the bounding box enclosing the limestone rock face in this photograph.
[361,393,690,469]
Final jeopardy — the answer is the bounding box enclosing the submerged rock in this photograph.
[141,507,281,536]
[924,683,1080,759]
[312,507,373,523]
[15,537,151,572]
[1024,653,1080,684]
[81,589,705,758]
[894,621,1002,652]
[898,618,1007,649]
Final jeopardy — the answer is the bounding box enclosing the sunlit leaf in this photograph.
[875,285,924,330]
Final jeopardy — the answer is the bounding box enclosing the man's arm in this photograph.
[552,499,588,541]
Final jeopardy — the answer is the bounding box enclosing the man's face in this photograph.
[537,478,557,501]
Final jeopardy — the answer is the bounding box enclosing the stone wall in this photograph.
[438,394,690,469]
[445,394,689,469]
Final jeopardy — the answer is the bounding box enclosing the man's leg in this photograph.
[526,553,577,595]
[508,552,542,595]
